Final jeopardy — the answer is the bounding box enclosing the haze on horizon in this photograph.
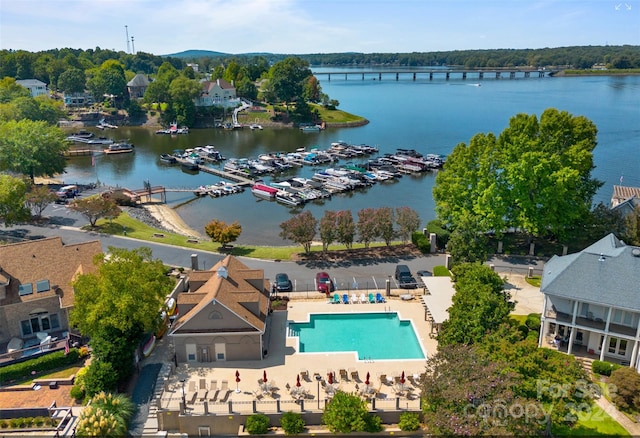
[1,0,638,55]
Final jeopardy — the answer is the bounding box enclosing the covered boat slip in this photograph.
[420,277,456,335]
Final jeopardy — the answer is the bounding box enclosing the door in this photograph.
[215,343,226,361]
[200,347,209,363]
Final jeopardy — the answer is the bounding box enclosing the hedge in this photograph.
[0,349,80,385]
[592,360,621,377]
[411,232,430,254]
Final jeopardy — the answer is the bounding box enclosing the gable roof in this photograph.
[0,237,102,308]
[170,255,269,335]
[201,78,235,93]
[611,185,640,208]
[16,79,47,87]
[540,233,640,311]
[127,73,150,87]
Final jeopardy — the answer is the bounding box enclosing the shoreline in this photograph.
[143,203,203,238]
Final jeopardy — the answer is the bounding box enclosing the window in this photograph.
[619,340,627,356]
[36,280,50,293]
[21,320,33,336]
[20,313,60,337]
[608,337,617,354]
[18,283,33,296]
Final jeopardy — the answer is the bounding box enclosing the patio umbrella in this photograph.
[328,372,333,385]
[235,370,241,393]
[365,372,370,386]
[296,374,301,387]
[400,371,405,385]
[263,370,268,384]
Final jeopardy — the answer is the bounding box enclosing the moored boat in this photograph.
[160,153,177,164]
[251,182,278,200]
[104,142,134,154]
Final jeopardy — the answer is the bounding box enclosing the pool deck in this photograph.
[158,295,435,414]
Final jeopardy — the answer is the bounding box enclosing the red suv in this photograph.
[315,272,335,295]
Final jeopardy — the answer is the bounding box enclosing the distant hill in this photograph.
[163,49,231,58]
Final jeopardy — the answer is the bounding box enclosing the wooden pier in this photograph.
[198,165,254,186]
[64,148,96,157]
[122,186,167,203]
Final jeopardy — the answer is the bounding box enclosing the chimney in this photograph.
[191,254,199,270]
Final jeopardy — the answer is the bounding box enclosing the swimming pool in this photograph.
[288,312,425,360]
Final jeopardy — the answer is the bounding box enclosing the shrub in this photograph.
[411,232,430,253]
[0,349,80,385]
[280,411,305,435]
[425,219,450,249]
[364,414,383,433]
[78,346,90,358]
[398,412,421,431]
[245,413,270,435]
[322,391,371,433]
[609,367,640,412]
[525,313,541,331]
[83,361,118,397]
[0,419,7,428]
[592,360,621,377]
[69,383,85,402]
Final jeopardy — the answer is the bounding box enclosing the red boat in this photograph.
[251,183,278,200]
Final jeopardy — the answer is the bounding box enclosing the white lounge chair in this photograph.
[359,293,367,303]
[351,293,358,304]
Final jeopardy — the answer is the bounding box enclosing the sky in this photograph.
[1,0,638,55]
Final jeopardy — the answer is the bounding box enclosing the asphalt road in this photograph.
[1,200,547,295]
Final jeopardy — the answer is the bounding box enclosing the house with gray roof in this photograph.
[127,73,150,98]
[16,79,48,98]
[169,255,271,363]
[538,233,640,371]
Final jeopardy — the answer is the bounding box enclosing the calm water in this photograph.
[289,312,425,360]
[62,71,640,245]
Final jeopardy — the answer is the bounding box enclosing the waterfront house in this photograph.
[127,73,151,99]
[610,184,640,217]
[0,237,102,352]
[16,79,48,98]
[63,91,94,107]
[195,78,237,107]
[169,255,271,363]
[538,233,640,371]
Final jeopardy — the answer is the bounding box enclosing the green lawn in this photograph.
[552,405,630,437]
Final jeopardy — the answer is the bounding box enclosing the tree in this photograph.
[322,391,382,433]
[395,206,420,243]
[87,60,127,107]
[357,208,377,249]
[26,184,58,218]
[438,263,513,346]
[609,367,640,412]
[302,75,322,103]
[0,174,30,226]
[447,214,489,265]
[76,392,134,437]
[335,210,355,249]
[375,207,395,246]
[58,68,86,94]
[204,219,242,248]
[0,119,68,182]
[433,109,602,243]
[269,57,312,115]
[421,344,545,436]
[70,246,172,338]
[279,211,317,254]
[319,210,337,252]
[3,95,62,124]
[0,77,30,103]
[168,75,201,127]
[68,195,120,227]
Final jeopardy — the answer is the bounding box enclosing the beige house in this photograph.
[0,237,102,351]
[539,233,640,371]
[195,78,237,107]
[169,255,271,363]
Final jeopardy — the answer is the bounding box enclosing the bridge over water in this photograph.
[314,69,554,81]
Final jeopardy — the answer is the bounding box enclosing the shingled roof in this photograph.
[0,237,102,308]
[540,234,640,312]
[170,255,270,334]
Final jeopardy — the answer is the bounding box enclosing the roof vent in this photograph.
[632,248,640,257]
[598,253,606,262]
[217,266,228,279]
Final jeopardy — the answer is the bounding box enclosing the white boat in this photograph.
[249,124,263,130]
[276,191,304,206]
[251,183,278,200]
[103,142,134,154]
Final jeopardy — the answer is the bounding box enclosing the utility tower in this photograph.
[131,36,135,54]
[125,25,130,53]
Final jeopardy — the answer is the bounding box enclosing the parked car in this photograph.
[416,270,432,277]
[315,271,335,294]
[55,185,78,203]
[395,264,417,289]
[274,273,292,292]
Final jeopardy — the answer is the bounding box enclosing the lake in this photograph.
[61,70,640,245]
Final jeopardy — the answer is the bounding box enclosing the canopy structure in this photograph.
[420,277,456,334]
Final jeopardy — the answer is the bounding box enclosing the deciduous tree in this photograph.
[26,184,58,218]
[395,206,420,243]
[269,57,312,115]
[204,219,242,248]
[0,119,68,182]
[319,210,337,252]
[58,67,86,94]
[0,174,30,226]
[68,195,120,227]
[375,207,395,246]
[279,210,317,254]
[335,210,355,249]
[357,208,377,249]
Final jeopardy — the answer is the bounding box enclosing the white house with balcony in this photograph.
[195,78,237,108]
[16,79,48,98]
[538,233,640,371]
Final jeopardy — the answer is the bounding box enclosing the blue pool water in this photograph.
[289,312,425,360]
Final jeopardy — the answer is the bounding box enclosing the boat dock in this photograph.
[64,149,97,157]
[198,165,253,186]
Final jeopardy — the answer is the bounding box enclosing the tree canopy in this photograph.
[68,195,121,227]
[279,210,317,253]
[0,119,68,182]
[433,108,602,242]
[204,219,242,248]
[0,174,30,226]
